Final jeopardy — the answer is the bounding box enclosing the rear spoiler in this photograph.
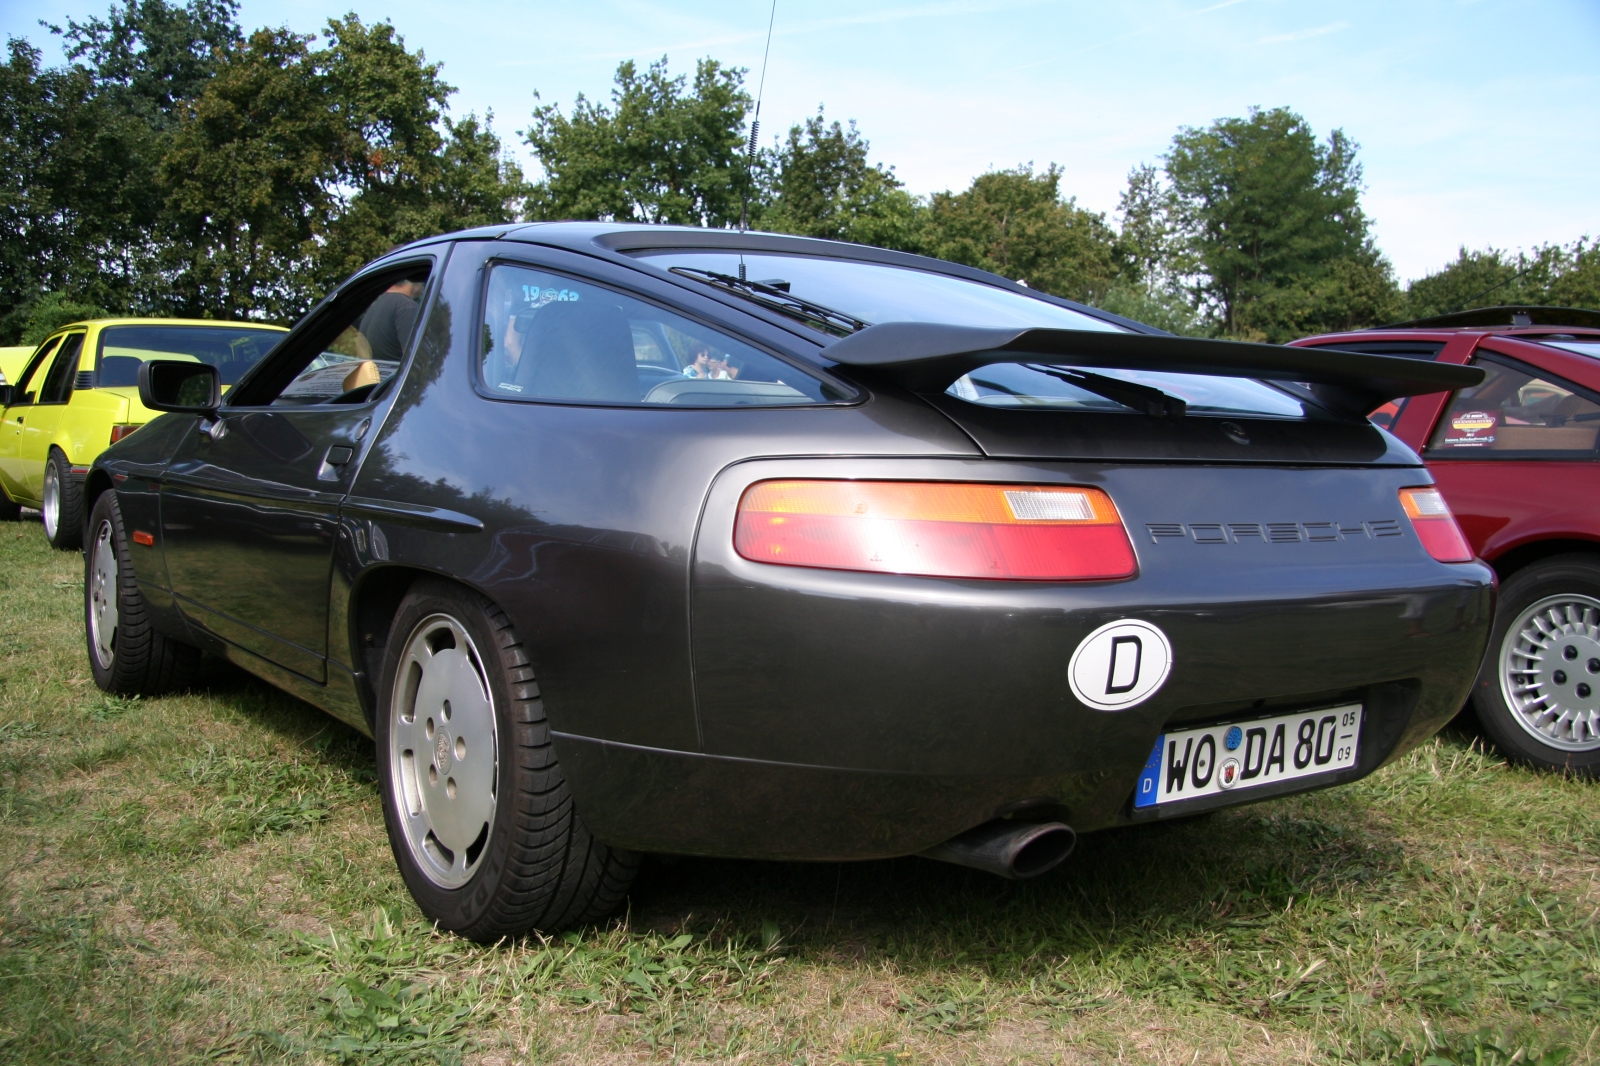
[822,323,1484,416]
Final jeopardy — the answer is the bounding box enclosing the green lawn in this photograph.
[1,518,1596,1065]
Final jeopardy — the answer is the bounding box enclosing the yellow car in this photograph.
[0,318,287,548]
[0,346,32,389]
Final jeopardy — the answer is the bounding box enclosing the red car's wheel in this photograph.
[1472,554,1600,775]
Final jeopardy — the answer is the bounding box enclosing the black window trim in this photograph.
[35,331,87,406]
[8,335,65,406]
[470,252,861,411]
[1423,350,1600,461]
[223,255,440,410]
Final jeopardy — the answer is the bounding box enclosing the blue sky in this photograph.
[4,0,1597,281]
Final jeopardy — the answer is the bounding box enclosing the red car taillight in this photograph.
[734,480,1138,581]
[1399,486,1474,563]
[109,424,140,445]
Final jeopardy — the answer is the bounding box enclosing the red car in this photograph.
[1294,307,1600,774]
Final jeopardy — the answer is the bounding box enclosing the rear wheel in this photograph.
[84,491,202,695]
[375,579,639,941]
[1471,554,1600,775]
[42,449,83,550]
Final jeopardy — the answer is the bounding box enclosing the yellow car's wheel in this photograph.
[43,449,83,551]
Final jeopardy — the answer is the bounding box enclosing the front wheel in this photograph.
[375,579,639,941]
[1471,554,1600,775]
[43,449,83,550]
[84,490,202,694]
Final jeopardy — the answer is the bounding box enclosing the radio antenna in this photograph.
[739,0,778,241]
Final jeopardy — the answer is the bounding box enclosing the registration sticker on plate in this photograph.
[1133,704,1363,809]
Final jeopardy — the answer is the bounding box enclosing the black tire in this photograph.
[43,448,83,550]
[375,578,639,941]
[84,490,203,695]
[1471,553,1600,775]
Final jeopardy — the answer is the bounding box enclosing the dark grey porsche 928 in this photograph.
[82,223,1493,940]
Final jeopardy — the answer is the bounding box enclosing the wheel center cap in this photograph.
[434,730,453,772]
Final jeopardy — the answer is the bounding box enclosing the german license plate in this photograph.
[1133,704,1363,809]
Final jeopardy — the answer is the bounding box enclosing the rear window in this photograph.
[96,325,283,387]
[948,363,1309,419]
[1535,337,1600,360]
[636,250,1122,334]
[1427,356,1600,456]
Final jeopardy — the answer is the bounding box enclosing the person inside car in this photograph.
[359,276,426,362]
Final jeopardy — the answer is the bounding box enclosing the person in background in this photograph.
[682,343,713,378]
[360,276,426,362]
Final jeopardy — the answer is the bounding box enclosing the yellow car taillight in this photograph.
[109,424,140,445]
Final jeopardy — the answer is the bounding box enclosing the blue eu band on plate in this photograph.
[1134,704,1363,809]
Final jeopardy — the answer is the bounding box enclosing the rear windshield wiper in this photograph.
[1028,364,1187,418]
[669,267,870,337]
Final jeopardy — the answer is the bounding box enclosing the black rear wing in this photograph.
[822,323,1483,416]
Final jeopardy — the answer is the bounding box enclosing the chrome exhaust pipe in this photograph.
[919,820,1076,880]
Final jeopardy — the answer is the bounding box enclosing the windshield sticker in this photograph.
[1441,410,1497,447]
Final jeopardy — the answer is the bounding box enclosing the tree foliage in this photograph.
[1403,242,1600,320]
[525,57,750,227]
[0,1,526,336]
[755,108,920,250]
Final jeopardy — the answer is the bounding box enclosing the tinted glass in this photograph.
[637,251,1122,333]
[39,333,85,404]
[947,363,1308,418]
[97,325,283,386]
[268,273,427,405]
[481,263,846,406]
[1427,358,1599,456]
[13,337,61,402]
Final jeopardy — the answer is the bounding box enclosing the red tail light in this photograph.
[734,480,1138,581]
[1399,487,1474,563]
[109,424,140,445]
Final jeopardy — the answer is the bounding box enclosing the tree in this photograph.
[1402,242,1600,320]
[159,16,528,320]
[1163,107,1398,341]
[525,57,751,227]
[921,165,1119,303]
[757,108,921,250]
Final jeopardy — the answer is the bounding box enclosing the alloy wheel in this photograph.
[42,463,60,541]
[88,518,118,669]
[1499,592,1600,752]
[388,613,499,888]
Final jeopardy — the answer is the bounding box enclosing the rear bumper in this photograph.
[558,574,1492,860]
[554,456,1496,860]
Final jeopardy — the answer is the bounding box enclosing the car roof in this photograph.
[40,317,289,336]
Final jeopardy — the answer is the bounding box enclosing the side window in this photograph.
[251,265,431,407]
[11,337,63,405]
[1427,357,1600,457]
[38,333,86,405]
[480,262,847,407]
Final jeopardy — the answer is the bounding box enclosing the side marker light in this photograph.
[734,480,1137,581]
[1399,487,1474,563]
[132,530,154,546]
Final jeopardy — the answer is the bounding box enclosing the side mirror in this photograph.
[138,361,220,415]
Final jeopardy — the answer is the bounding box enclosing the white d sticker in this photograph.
[1068,619,1173,711]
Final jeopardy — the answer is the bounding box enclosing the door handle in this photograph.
[316,445,355,482]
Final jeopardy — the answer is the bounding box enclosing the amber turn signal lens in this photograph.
[734,480,1138,581]
[1399,486,1474,563]
[109,424,140,445]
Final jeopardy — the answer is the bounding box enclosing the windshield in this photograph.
[636,251,1122,334]
[96,325,283,386]
[951,363,1308,418]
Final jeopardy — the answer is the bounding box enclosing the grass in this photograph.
[1,519,1597,1065]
